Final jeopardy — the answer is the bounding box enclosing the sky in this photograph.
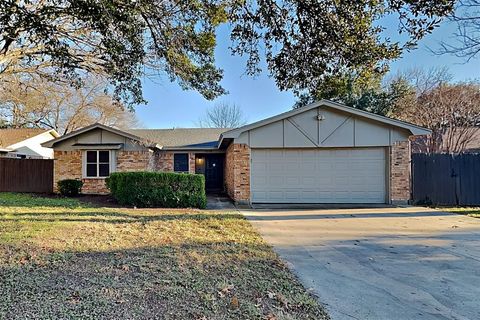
[135,16,480,129]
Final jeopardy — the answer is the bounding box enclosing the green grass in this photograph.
[0,193,328,319]
[444,207,480,218]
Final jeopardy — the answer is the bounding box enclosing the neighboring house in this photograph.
[43,100,430,204]
[411,128,480,154]
[0,128,59,159]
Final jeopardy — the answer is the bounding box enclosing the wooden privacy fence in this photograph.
[0,158,53,193]
[412,153,480,206]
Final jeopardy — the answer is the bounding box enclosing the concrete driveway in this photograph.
[241,206,480,320]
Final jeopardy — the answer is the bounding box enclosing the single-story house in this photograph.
[411,127,480,154]
[0,128,59,159]
[43,100,430,204]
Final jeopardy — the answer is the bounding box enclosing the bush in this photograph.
[106,172,207,208]
[57,179,83,197]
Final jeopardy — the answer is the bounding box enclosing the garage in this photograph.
[221,100,431,205]
[251,148,387,203]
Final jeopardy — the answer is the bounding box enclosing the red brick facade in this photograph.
[53,150,82,193]
[53,150,154,194]
[154,152,173,171]
[54,141,411,204]
[390,141,411,204]
[225,143,250,204]
[153,151,196,174]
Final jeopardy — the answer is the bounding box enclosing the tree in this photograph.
[0,75,139,134]
[391,68,480,153]
[437,0,480,61]
[198,102,247,128]
[231,0,454,98]
[0,0,227,106]
[0,1,454,106]
[294,72,413,117]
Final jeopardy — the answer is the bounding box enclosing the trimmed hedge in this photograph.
[57,179,83,197]
[106,172,207,208]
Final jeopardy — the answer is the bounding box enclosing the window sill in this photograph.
[82,177,109,180]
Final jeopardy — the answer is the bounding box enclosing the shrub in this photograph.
[106,172,207,208]
[57,179,83,197]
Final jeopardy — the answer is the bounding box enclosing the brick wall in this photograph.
[390,141,411,204]
[154,151,173,171]
[81,179,109,194]
[153,151,196,174]
[53,150,154,194]
[225,143,250,204]
[117,151,153,171]
[188,153,196,174]
[53,151,82,193]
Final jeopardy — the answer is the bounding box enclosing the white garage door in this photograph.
[251,148,387,203]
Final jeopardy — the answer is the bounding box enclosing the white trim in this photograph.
[82,150,116,179]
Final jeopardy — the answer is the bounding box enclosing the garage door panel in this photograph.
[251,148,386,203]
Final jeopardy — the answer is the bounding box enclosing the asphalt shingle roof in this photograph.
[127,128,229,148]
[0,128,50,148]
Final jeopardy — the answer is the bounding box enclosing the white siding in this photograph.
[8,131,57,159]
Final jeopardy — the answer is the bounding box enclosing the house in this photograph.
[42,100,430,204]
[0,128,59,159]
[411,128,480,154]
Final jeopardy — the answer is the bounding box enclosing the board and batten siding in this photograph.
[52,128,146,151]
[234,107,410,148]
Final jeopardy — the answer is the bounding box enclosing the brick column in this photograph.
[225,143,250,204]
[390,141,411,204]
[189,153,196,174]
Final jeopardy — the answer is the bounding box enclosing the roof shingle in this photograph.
[0,128,51,148]
[127,128,228,148]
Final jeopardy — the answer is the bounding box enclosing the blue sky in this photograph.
[135,17,480,129]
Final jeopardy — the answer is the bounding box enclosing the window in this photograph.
[85,150,111,178]
[174,153,189,172]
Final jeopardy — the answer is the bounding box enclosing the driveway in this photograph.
[241,206,480,320]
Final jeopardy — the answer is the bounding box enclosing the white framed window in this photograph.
[83,150,116,178]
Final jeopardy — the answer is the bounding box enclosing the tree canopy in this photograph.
[0,74,139,134]
[0,0,455,106]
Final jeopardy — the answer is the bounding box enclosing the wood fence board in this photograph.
[0,158,53,193]
[412,153,480,206]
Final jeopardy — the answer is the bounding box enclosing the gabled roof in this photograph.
[42,123,160,149]
[221,100,431,142]
[127,128,228,149]
[0,128,59,148]
[42,123,228,150]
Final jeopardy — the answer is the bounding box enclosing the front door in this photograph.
[195,154,224,192]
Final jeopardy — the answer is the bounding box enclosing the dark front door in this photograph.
[196,154,224,192]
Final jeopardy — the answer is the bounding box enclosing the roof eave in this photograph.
[221,99,432,138]
[41,123,147,148]
[161,146,219,151]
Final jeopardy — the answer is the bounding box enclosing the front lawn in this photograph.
[0,193,328,319]
[445,207,480,218]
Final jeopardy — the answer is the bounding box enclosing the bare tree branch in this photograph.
[391,67,480,153]
[197,102,247,128]
[0,74,141,134]
[435,0,480,61]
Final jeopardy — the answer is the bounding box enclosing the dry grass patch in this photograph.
[0,193,328,319]
[444,207,480,218]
